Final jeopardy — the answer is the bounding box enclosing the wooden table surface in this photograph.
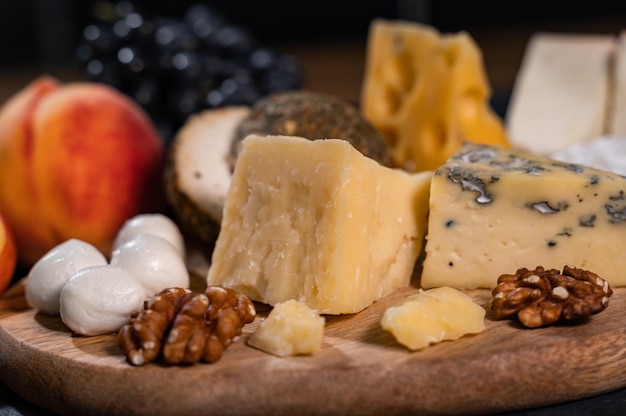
[3,16,626,415]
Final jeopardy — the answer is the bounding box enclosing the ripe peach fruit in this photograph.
[0,212,17,296]
[0,76,165,267]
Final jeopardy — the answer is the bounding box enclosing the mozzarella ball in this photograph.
[112,213,185,257]
[110,234,190,296]
[60,265,147,336]
[26,239,108,315]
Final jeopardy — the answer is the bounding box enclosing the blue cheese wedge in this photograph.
[421,142,626,289]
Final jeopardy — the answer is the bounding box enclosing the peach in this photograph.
[0,212,17,296]
[0,76,165,267]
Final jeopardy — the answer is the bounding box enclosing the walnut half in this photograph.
[117,286,256,366]
[487,266,613,328]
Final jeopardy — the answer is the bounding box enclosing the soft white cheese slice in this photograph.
[506,32,616,154]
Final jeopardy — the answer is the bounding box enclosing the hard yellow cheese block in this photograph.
[381,287,485,351]
[421,142,626,289]
[248,300,325,357]
[360,19,508,172]
[207,134,432,314]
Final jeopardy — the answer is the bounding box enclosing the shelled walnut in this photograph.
[117,287,191,365]
[488,265,613,328]
[117,286,256,366]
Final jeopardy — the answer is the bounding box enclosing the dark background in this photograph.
[2,0,626,69]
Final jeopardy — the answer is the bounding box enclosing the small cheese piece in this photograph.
[381,287,485,351]
[248,299,325,357]
[421,142,626,289]
[360,18,508,172]
[506,32,616,154]
[207,134,432,314]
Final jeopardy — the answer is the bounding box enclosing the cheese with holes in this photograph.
[248,299,325,357]
[381,287,485,351]
[421,142,626,289]
[506,33,616,154]
[360,18,508,172]
[206,134,432,314]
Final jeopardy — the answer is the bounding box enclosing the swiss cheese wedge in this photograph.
[360,18,509,172]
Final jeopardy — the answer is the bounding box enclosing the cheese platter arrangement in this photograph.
[2,4,626,415]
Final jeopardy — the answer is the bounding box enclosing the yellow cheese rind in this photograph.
[247,299,325,357]
[381,287,485,351]
[421,142,626,289]
[360,18,508,172]
[207,134,431,314]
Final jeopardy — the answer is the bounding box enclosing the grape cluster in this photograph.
[75,1,305,145]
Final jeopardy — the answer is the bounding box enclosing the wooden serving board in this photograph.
[2,256,626,416]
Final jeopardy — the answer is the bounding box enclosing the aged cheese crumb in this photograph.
[381,287,485,351]
[248,299,325,357]
[207,134,431,314]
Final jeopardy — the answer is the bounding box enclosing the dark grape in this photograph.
[153,19,198,53]
[128,78,162,116]
[82,23,118,57]
[184,3,226,44]
[218,76,260,106]
[75,1,306,146]
[114,12,155,46]
[168,84,203,126]
[248,47,278,74]
[214,25,257,58]
[169,51,205,83]
[84,58,122,86]
[114,0,136,19]
[74,43,94,67]
[261,54,305,94]
[117,46,146,75]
